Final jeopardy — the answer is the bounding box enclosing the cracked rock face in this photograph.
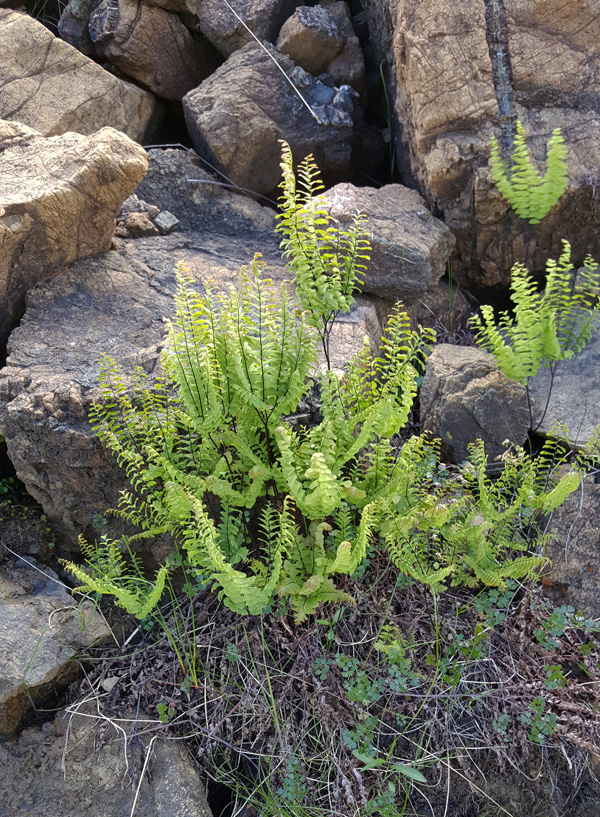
[420,344,529,464]
[0,9,159,141]
[0,121,148,349]
[183,42,356,196]
[365,0,600,287]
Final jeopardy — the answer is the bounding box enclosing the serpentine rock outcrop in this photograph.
[0,120,148,347]
[364,0,600,287]
[0,9,159,140]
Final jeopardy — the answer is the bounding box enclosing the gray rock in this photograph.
[325,182,454,300]
[0,551,111,736]
[182,42,356,196]
[542,475,600,619]
[89,0,220,101]
[420,345,530,463]
[0,232,382,550]
[529,329,600,449]
[133,147,278,233]
[196,0,299,56]
[0,700,213,816]
[0,9,160,141]
[0,120,148,348]
[58,0,96,55]
[319,1,366,97]
[154,211,180,234]
[277,5,344,77]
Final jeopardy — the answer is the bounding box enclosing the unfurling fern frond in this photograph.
[490,120,568,224]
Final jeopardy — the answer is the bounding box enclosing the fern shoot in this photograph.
[490,120,568,224]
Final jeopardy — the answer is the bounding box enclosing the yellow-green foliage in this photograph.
[277,141,370,366]
[490,120,568,224]
[471,241,600,383]
[63,146,584,624]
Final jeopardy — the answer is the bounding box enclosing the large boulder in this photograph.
[325,182,454,301]
[0,9,160,141]
[183,42,357,196]
[420,344,530,463]
[89,0,221,101]
[0,231,382,551]
[0,121,148,348]
[363,0,600,287]
[0,550,110,736]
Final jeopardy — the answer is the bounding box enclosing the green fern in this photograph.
[61,536,168,619]
[277,141,370,366]
[471,241,600,383]
[490,120,568,224]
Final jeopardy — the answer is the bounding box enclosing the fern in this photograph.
[490,120,568,224]
[61,536,168,619]
[277,141,370,366]
[471,241,600,384]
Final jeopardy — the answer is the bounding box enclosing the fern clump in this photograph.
[490,120,568,224]
[63,144,584,624]
[471,241,600,384]
[379,438,580,592]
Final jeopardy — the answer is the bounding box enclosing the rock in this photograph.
[0,232,382,550]
[58,0,96,55]
[277,5,344,77]
[183,42,356,196]
[277,2,365,96]
[115,212,160,238]
[529,330,600,449]
[0,9,160,141]
[325,182,454,300]
[420,345,530,463]
[118,193,160,221]
[542,475,600,619]
[133,147,278,233]
[89,0,220,101]
[0,120,148,348]
[154,211,180,234]
[196,0,299,57]
[0,701,214,816]
[0,551,111,736]
[364,0,600,287]
[320,1,366,96]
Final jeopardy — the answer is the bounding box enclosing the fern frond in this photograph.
[490,120,568,224]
